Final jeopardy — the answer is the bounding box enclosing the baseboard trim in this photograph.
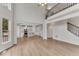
[0,44,14,53]
[53,38,79,46]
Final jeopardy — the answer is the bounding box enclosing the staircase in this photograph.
[67,22,79,37]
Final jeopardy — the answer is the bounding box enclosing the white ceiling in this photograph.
[14,3,57,25]
[47,3,57,10]
[14,3,47,25]
[0,3,11,11]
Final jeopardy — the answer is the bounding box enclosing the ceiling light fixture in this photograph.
[39,3,47,7]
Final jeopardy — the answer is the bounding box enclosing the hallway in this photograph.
[0,36,79,56]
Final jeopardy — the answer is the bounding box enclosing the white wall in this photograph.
[16,25,20,38]
[47,23,53,38]
[68,17,79,27]
[0,4,14,52]
[35,24,43,37]
[27,26,34,37]
[17,25,25,38]
[52,20,79,45]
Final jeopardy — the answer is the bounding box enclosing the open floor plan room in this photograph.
[0,3,79,56]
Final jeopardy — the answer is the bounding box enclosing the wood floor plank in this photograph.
[0,36,79,56]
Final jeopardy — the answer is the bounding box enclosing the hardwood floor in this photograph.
[0,36,79,56]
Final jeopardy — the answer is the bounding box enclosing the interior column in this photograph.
[33,25,36,35]
[43,20,47,40]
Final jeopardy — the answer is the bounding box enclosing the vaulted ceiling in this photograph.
[0,3,58,25]
[13,3,57,25]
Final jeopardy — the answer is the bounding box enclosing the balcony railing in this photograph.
[46,3,77,19]
[67,22,79,37]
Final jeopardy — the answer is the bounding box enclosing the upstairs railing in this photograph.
[46,3,77,19]
[67,22,79,37]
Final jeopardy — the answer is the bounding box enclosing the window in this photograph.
[2,18,9,43]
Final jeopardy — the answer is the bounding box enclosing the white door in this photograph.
[0,18,13,52]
